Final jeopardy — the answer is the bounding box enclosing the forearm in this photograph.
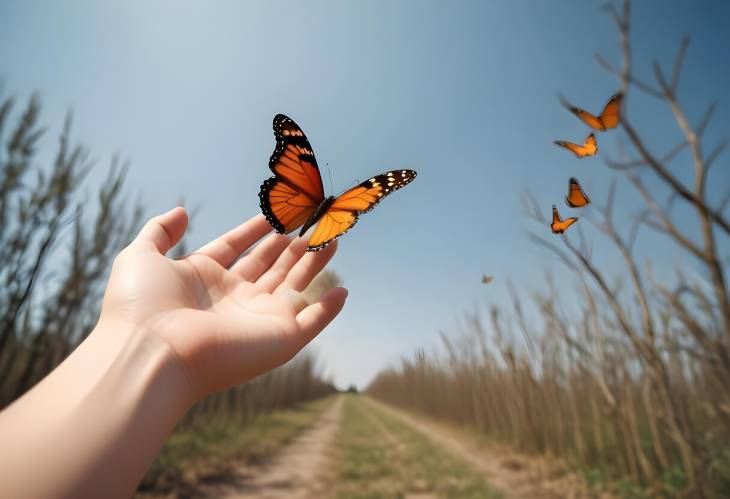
[0,320,194,499]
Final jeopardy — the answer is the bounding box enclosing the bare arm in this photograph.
[0,208,348,498]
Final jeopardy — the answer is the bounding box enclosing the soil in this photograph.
[195,396,343,499]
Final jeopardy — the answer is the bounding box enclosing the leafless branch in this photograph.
[670,37,690,93]
[595,53,663,98]
[705,138,728,174]
[697,101,717,137]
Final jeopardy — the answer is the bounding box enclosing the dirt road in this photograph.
[196,397,343,499]
[188,395,605,499]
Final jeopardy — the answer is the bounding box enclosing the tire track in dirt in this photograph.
[367,398,612,499]
[195,396,343,499]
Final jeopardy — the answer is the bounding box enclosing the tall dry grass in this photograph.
[370,1,729,497]
[0,92,141,406]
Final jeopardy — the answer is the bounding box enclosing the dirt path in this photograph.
[195,396,343,499]
[184,395,607,499]
[368,398,608,499]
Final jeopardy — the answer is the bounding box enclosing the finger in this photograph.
[253,236,308,293]
[194,214,272,268]
[132,207,188,254]
[229,232,292,281]
[294,287,348,346]
[274,240,338,295]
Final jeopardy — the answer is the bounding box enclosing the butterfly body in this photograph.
[259,114,416,251]
[299,196,336,236]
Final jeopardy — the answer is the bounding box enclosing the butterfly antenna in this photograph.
[326,164,334,196]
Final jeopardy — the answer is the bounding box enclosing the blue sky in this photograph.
[1,1,729,388]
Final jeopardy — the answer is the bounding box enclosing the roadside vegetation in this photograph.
[137,395,336,496]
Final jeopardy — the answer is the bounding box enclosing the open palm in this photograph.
[101,208,347,399]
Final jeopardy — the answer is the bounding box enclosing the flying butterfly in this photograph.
[561,92,623,131]
[259,114,417,251]
[565,177,591,208]
[481,274,494,285]
[554,133,598,158]
[551,205,578,234]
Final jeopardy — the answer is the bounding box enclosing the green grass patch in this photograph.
[333,395,502,499]
[138,396,334,494]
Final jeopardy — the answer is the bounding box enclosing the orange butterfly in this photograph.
[551,205,578,234]
[554,133,597,158]
[563,92,623,131]
[565,177,591,208]
[259,114,417,251]
[481,274,494,285]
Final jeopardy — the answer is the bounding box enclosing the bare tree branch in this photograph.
[697,101,717,137]
[671,37,690,92]
[705,138,728,174]
[605,140,688,170]
[595,53,663,98]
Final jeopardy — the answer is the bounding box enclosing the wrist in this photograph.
[89,317,198,412]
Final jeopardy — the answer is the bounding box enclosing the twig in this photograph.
[670,37,690,93]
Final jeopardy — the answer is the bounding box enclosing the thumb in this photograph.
[133,207,188,254]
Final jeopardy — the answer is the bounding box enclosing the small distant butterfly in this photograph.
[551,205,578,234]
[565,177,591,208]
[554,133,597,158]
[259,114,417,251]
[562,92,623,131]
[481,274,494,285]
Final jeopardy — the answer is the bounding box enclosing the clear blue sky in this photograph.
[1,1,728,388]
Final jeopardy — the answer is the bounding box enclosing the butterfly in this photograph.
[259,114,417,251]
[554,133,597,158]
[565,177,591,208]
[481,274,494,285]
[551,205,578,234]
[562,92,623,131]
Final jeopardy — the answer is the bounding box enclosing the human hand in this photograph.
[99,207,347,401]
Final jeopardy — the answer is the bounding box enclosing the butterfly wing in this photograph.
[565,177,591,208]
[306,209,359,251]
[306,169,417,251]
[259,114,325,234]
[553,140,583,157]
[568,106,604,131]
[597,92,622,130]
[259,177,319,233]
[551,204,578,234]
